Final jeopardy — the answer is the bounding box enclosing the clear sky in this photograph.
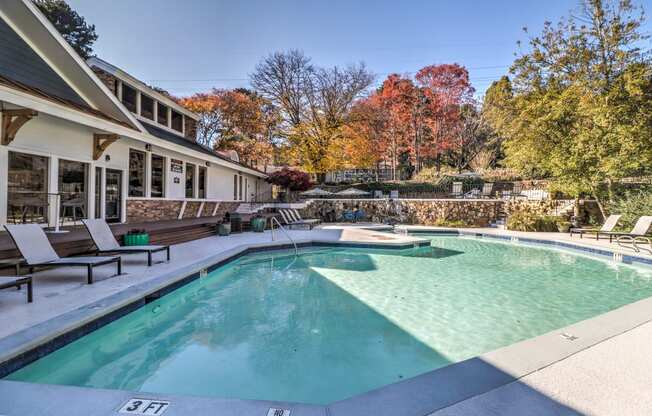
[67,0,652,98]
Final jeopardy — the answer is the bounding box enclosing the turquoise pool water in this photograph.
[7,236,652,404]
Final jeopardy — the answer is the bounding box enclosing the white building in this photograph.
[0,0,269,227]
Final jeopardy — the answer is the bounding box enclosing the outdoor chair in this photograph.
[82,219,170,267]
[451,182,463,198]
[342,210,356,222]
[481,183,494,198]
[0,275,33,303]
[569,215,621,240]
[4,224,121,285]
[390,190,399,199]
[278,209,315,229]
[289,209,320,226]
[611,216,652,246]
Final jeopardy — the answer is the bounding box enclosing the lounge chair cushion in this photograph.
[4,224,59,265]
[82,219,121,251]
[600,215,622,232]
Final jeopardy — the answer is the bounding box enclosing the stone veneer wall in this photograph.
[301,199,568,227]
[126,200,240,223]
[126,200,184,223]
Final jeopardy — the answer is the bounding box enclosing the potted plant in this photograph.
[217,215,231,236]
[250,215,266,232]
[556,218,571,233]
[124,229,149,246]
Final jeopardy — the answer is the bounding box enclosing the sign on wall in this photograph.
[170,159,183,173]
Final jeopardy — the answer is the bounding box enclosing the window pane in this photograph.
[157,102,168,125]
[185,163,195,198]
[151,154,165,198]
[7,151,49,224]
[239,176,243,200]
[59,159,88,223]
[141,94,154,120]
[129,150,146,197]
[122,83,137,113]
[171,110,183,132]
[233,175,237,200]
[198,166,206,199]
[95,167,102,218]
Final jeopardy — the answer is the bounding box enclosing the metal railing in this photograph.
[270,216,298,257]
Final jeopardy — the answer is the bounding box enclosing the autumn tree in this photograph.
[34,0,98,59]
[178,89,279,170]
[415,64,475,171]
[250,50,374,177]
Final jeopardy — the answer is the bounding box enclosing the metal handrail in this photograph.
[270,216,298,257]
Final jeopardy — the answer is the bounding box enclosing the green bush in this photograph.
[431,218,470,228]
[609,191,652,231]
[507,212,566,232]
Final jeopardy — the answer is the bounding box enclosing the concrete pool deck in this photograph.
[1,225,652,415]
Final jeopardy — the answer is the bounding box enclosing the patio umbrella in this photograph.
[301,187,333,196]
[335,187,371,196]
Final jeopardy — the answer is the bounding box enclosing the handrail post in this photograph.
[270,216,298,256]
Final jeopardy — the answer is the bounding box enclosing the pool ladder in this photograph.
[270,216,299,257]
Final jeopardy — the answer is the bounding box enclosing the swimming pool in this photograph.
[6,235,652,405]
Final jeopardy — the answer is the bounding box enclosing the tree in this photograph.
[415,64,475,171]
[266,167,312,192]
[485,0,652,216]
[178,89,279,170]
[33,0,98,59]
[250,50,374,177]
[447,104,497,173]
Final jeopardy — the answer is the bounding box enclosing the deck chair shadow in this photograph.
[4,224,121,284]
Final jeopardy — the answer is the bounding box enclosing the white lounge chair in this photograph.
[0,275,32,303]
[278,209,316,229]
[82,219,170,267]
[613,216,652,248]
[289,209,320,226]
[4,224,121,284]
[569,214,622,240]
[481,183,493,198]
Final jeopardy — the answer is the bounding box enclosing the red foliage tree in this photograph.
[266,167,312,191]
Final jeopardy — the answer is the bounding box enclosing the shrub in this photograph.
[507,212,565,232]
[609,191,652,231]
[266,168,312,192]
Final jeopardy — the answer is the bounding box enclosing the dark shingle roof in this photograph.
[0,17,87,107]
[140,122,266,175]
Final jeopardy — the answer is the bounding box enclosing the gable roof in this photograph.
[141,121,267,175]
[0,0,143,130]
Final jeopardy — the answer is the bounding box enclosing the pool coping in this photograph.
[2,230,652,415]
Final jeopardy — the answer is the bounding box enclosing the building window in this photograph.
[238,175,243,200]
[233,174,238,200]
[151,154,165,198]
[128,149,146,197]
[59,159,88,223]
[95,167,102,218]
[157,102,168,126]
[141,94,154,120]
[198,166,206,199]
[185,163,195,198]
[171,110,183,132]
[121,83,137,113]
[7,151,49,224]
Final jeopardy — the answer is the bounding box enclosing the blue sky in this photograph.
[67,0,652,98]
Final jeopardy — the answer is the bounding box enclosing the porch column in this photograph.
[0,146,8,226]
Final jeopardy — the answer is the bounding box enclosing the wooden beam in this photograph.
[93,133,119,160]
[1,109,38,145]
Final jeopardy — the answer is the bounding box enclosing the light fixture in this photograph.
[205,161,210,167]
[145,144,152,151]
[105,154,111,162]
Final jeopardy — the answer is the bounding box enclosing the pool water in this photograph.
[7,236,652,404]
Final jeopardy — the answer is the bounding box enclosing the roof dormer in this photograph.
[87,57,198,142]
